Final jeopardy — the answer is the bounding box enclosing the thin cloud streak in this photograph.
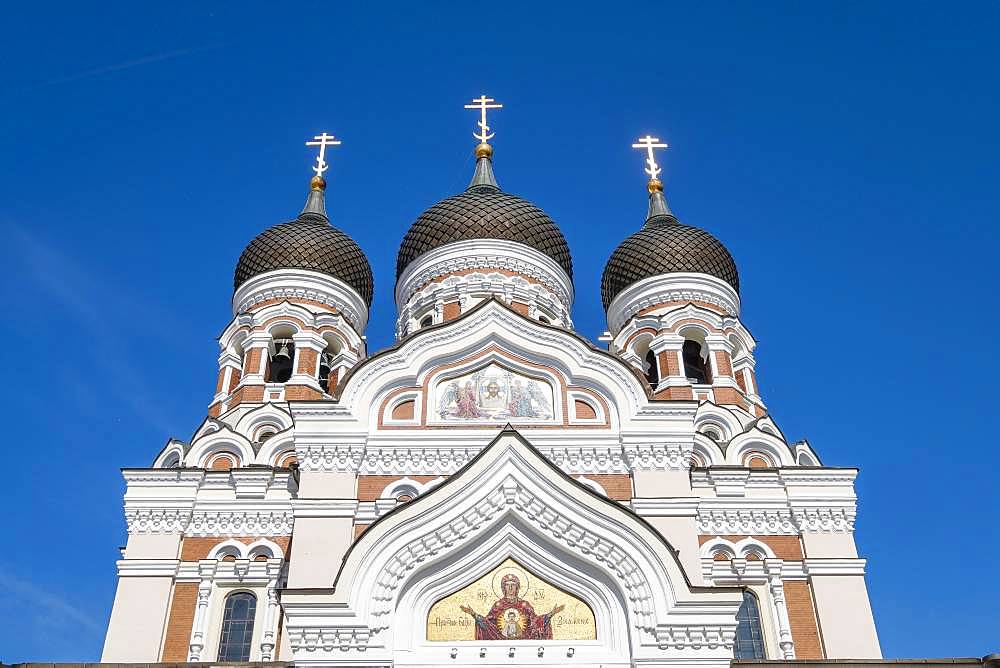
[23,44,222,91]
[8,225,187,435]
[0,567,103,634]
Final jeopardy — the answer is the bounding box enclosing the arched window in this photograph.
[538,315,550,324]
[682,339,712,384]
[217,591,257,662]
[419,315,434,329]
[643,349,660,387]
[734,591,766,659]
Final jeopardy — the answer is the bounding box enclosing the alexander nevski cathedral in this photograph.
[99,97,883,668]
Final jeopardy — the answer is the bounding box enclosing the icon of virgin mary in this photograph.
[459,574,564,640]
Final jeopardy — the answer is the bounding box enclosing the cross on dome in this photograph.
[305,132,342,177]
[464,95,503,144]
[631,135,669,182]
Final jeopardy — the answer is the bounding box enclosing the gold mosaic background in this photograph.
[426,558,597,641]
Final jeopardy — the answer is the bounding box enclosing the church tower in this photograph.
[101,104,882,668]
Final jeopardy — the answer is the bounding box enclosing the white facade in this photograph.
[103,297,881,666]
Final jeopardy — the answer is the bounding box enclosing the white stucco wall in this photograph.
[811,574,881,658]
[101,575,174,661]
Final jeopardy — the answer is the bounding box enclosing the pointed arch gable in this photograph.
[309,299,684,434]
[317,428,741,654]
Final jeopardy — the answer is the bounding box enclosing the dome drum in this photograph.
[605,271,741,337]
[232,267,372,332]
[395,237,574,313]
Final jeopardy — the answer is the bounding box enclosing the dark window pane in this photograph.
[218,592,257,661]
[734,591,766,659]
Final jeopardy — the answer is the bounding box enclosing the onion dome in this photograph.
[234,176,374,306]
[601,179,739,310]
[396,143,573,280]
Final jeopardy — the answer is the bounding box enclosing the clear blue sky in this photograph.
[1,1,997,661]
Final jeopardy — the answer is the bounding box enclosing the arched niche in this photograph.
[394,522,629,661]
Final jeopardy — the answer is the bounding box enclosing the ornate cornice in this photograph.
[622,441,693,471]
[395,239,574,312]
[186,509,294,536]
[124,504,294,536]
[396,271,571,337]
[697,507,798,535]
[125,508,191,535]
[232,268,369,331]
[297,443,366,473]
[607,273,740,336]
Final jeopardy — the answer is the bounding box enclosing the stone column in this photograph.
[765,560,796,659]
[259,560,282,660]
[186,560,217,662]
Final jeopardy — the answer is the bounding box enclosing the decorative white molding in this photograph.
[395,238,574,314]
[232,268,369,331]
[397,271,571,338]
[622,441,693,471]
[790,505,857,533]
[543,445,630,474]
[186,508,294,536]
[695,499,857,535]
[125,507,192,535]
[697,507,798,535]
[607,272,741,335]
[297,443,366,473]
[292,499,359,518]
[115,559,180,577]
[359,446,476,475]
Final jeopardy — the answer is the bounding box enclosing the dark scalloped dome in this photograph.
[601,219,739,310]
[396,185,573,279]
[234,212,374,306]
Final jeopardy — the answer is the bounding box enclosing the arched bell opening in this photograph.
[627,334,659,388]
[266,326,296,384]
[680,328,712,385]
[318,333,344,393]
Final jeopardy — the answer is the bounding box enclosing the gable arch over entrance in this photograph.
[395,519,631,661]
[282,428,743,668]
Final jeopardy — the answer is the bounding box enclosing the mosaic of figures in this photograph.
[426,559,596,641]
[435,364,555,422]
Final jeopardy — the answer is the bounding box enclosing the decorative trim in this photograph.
[607,273,741,335]
[298,443,366,473]
[696,504,797,535]
[125,507,192,534]
[622,441,693,471]
[396,270,571,337]
[232,268,369,331]
[186,509,294,536]
[395,239,574,313]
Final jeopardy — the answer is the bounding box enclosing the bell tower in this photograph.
[209,134,374,416]
[602,136,763,414]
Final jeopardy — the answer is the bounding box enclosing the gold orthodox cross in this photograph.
[305,132,342,176]
[464,95,503,143]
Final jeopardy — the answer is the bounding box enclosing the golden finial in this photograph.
[632,134,669,188]
[464,95,503,147]
[475,142,493,159]
[310,175,327,190]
